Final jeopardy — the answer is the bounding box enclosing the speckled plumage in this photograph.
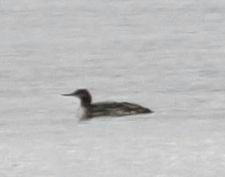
[62,89,153,120]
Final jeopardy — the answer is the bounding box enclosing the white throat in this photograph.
[77,106,88,120]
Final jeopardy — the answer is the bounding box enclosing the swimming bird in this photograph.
[62,89,153,120]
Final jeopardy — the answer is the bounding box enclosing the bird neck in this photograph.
[80,95,92,107]
[81,100,91,107]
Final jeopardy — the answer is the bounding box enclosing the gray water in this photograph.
[1,0,225,176]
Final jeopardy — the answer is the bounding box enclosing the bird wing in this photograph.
[91,102,151,117]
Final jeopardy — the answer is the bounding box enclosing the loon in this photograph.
[62,89,153,120]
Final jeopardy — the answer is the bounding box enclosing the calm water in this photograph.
[1,0,225,176]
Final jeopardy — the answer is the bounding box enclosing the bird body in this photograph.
[89,101,151,117]
[62,89,153,120]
